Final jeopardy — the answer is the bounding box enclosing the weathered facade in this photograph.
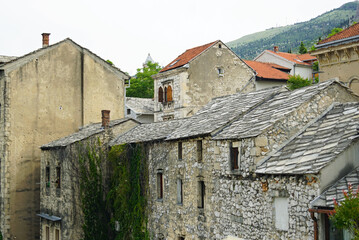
[40,116,138,240]
[0,35,129,239]
[111,80,359,240]
[311,22,359,94]
[152,40,255,122]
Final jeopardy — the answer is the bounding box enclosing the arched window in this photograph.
[167,85,173,102]
[164,87,167,103]
[158,87,163,103]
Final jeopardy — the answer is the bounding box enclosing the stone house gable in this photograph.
[0,36,130,239]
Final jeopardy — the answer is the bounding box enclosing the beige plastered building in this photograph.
[0,34,129,240]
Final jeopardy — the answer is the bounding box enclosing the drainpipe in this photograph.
[309,209,318,240]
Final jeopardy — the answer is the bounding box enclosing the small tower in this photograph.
[143,53,154,68]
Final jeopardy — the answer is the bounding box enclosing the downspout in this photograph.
[310,210,318,240]
[81,49,85,126]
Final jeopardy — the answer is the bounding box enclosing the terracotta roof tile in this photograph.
[319,22,359,45]
[244,60,289,81]
[160,41,218,73]
[267,51,315,66]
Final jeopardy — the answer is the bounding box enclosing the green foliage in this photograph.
[299,41,308,54]
[310,45,317,52]
[78,140,110,240]
[287,75,312,90]
[0,231,2,240]
[227,1,358,59]
[107,60,114,65]
[107,144,149,240]
[126,61,162,98]
[312,61,319,71]
[330,184,359,239]
[328,27,343,37]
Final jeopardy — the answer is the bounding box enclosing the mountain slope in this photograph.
[227,1,359,60]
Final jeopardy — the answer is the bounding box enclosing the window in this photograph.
[178,142,182,160]
[46,166,50,188]
[198,180,205,209]
[177,179,183,204]
[127,108,131,115]
[157,172,163,200]
[167,85,173,102]
[158,87,163,103]
[178,237,185,240]
[46,226,49,240]
[55,229,60,240]
[217,68,224,75]
[164,87,167,103]
[230,143,239,170]
[56,167,61,188]
[197,140,203,162]
[218,44,222,48]
[274,197,289,231]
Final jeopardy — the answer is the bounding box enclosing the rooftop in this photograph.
[126,97,154,114]
[256,102,359,175]
[318,22,359,45]
[244,60,289,81]
[265,50,315,66]
[0,55,17,64]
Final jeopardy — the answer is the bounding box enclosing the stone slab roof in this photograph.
[244,60,289,81]
[159,40,218,73]
[318,22,359,45]
[213,80,335,140]
[256,102,359,175]
[41,118,133,149]
[126,97,154,114]
[0,55,17,64]
[110,119,186,145]
[311,166,359,208]
[166,86,283,141]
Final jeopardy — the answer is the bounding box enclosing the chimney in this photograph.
[41,33,51,47]
[274,46,279,52]
[101,110,110,128]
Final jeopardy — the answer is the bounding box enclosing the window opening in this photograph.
[197,140,203,162]
[178,142,182,160]
[218,44,222,48]
[164,87,167,103]
[46,166,50,188]
[178,237,185,240]
[127,108,131,115]
[169,59,180,67]
[217,68,224,75]
[167,85,173,102]
[46,226,49,240]
[158,87,163,103]
[198,180,205,208]
[56,167,61,188]
[55,229,60,240]
[157,172,163,200]
[230,144,239,170]
[177,179,183,204]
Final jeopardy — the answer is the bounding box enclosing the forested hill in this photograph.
[227,1,359,60]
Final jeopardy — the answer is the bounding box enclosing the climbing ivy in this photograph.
[107,143,150,240]
[78,139,111,240]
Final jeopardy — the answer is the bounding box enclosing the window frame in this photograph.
[177,178,183,205]
[197,140,203,163]
[157,171,163,200]
[197,180,205,209]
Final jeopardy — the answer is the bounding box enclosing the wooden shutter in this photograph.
[167,85,173,102]
[158,87,163,103]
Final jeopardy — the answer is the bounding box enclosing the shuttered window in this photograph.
[167,85,173,102]
[158,87,163,103]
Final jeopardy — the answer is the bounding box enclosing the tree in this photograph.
[328,27,343,38]
[299,41,307,54]
[287,75,312,90]
[330,184,359,239]
[126,61,162,98]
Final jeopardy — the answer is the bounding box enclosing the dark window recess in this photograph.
[197,140,203,162]
[46,166,50,187]
[198,180,205,208]
[56,167,61,188]
[177,179,183,204]
[158,87,163,103]
[218,68,224,75]
[178,142,182,160]
[164,87,168,102]
[46,226,49,240]
[230,146,239,170]
[178,237,185,240]
[157,172,163,199]
[127,108,131,115]
[55,229,60,240]
[218,44,222,48]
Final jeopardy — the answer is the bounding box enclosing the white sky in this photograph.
[1,0,353,75]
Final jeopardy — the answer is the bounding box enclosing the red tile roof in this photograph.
[244,60,289,81]
[267,51,315,66]
[160,41,219,73]
[319,22,359,45]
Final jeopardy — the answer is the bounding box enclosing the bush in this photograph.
[330,183,359,239]
[287,75,312,90]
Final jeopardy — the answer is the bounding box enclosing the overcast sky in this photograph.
[1,0,353,75]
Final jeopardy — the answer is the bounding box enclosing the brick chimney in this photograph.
[41,33,51,47]
[274,46,279,52]
[101,110,110,128]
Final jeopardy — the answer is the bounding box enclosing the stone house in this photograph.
[311,22,359,94]
[125,97,154,123]
[243,60,290,90]
[111,80,359,239]
[152,40,255,122]
[0,34,129,240]
[254,46,316,80]
[39,111,138,240]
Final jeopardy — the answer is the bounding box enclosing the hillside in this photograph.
[227,1,359,60]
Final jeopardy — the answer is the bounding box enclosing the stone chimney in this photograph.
[274,46,279,52]
[101,110,110,128]
[41,33,51,47]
